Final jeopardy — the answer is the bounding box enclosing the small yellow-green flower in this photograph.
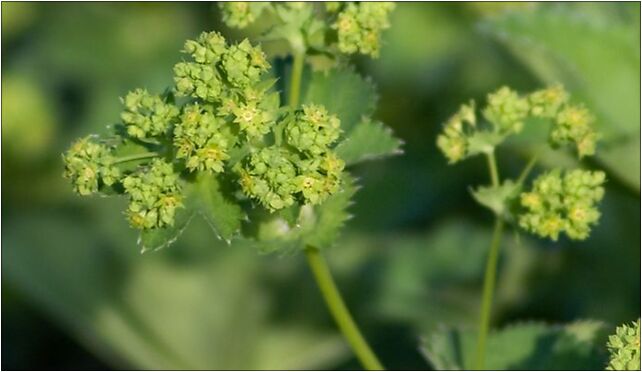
[519,169,605,241]
[607,319,641,371]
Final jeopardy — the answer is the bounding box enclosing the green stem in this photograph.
[474,218,505,370]
[485,151,500,187]
[305,246,384,371]
[113,152,159,164]
[474,151,503,370]
[288,52,305,108]
[516,155,538,186]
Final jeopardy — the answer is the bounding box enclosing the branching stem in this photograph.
[475,151,503,370]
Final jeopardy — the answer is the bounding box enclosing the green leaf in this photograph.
[484,5,640,190]
[334,118,403,166]
[302,68,377,133]
[138,207,195,253]
[471,180,521,218]
[4,213,349,369]
[186,174,245,243]
[245,174,357,252]
[421,320,609,370]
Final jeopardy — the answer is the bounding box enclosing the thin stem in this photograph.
[475,150,503,370]
[485,151,500,187]
[474,217,505,370]
[288,52,305,108]
[305,246,384,371]
[112,152,159,164]
[516,155,538,186]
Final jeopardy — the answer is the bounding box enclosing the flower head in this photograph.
[123,159,183,229]
[63,136,120,195]
[333,2,396,58]
[607,319,641,371]
[120,89,180,140]
[219,2,268,29]
[287,104,342,155]
[519,169,605,241]
[483,86,530,135]
[551,104,599,158]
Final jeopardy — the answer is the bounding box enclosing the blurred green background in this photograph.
[2,2,640,370]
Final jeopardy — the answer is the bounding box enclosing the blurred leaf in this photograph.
[484,4,641,189]
[3,214,348,369]
[421,320,609,370]
[302,68,377,133]
[335,118,404,166]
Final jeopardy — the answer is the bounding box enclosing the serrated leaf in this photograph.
[484,5,640,189]
[244,174,357,252]
[421,320,609,370]
[302,68,377,133]
[138,206,195,253]
[186,174,245,242]
[334,118,403,166]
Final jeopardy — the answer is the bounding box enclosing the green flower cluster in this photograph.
[63,31,348,231]
[483,86,530,135]
[219,2,268,29]
[606,319,641,371]
[333,2,396,57]
[519,169,605,241]
[62,136,120,196]
[123,159,183,230]
[237,105,344,211]
[174,103,229,173]
[437,85,600,164]
[552,104,598,158]
[436,101,476,164]
[120,89,180,140]
[287,104,341,155]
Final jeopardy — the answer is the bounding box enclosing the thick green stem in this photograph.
[288,53,305,108]
[305,247,384,370]
[113,152,159,164]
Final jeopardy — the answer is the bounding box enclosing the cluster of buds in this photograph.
[437,85,600,164]
[120,89,180,140]
[218,2,396,60]
[64,31,348,231]
[606,319,640,371]
[174,103,229,173]
[237,105,345,211]
[123,159,183,230]
[219,2,268,29]
[436,101,476,164]
[62,136,120,196]
[333,2,396,57]
[483,86,530,135]
[519,169,605,241]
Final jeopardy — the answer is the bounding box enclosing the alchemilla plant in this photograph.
[63,2,399,370]
[63,2,635,371]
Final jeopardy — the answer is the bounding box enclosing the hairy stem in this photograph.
[305,246,384,370]
[475,151,503,370]
[288,52,305,108]
[113,152,159,164]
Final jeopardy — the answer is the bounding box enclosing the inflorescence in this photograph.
[63,31,346,230]
[437,85,605,242]
[606,319,641,371]
[217,1,396,59]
